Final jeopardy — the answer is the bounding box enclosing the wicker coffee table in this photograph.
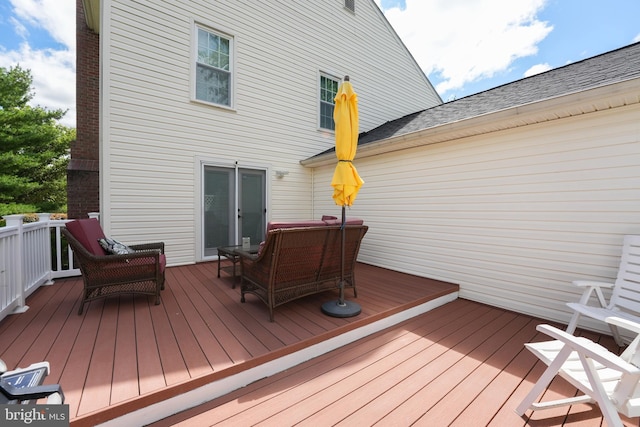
[217,244,260,287]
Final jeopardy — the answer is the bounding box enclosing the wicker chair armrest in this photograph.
[129,242,164,253]
[79,249,160,263]
[79,251,162,284]
[103,250,160,262]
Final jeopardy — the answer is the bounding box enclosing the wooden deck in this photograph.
[0,261,458,426]
[149,298,640,427]
[2,260,636,427]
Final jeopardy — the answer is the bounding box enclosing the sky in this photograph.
[376,0,640,101]
[0,0,75,127]
[0,0,639,128]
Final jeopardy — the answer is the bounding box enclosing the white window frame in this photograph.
[319,73,341,131]
[192,22,235,109]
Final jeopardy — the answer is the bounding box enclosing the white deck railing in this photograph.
[0,213,88,322]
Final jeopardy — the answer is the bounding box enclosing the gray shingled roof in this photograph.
[312,41,640,159]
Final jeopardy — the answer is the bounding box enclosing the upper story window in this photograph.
[195,26,232,107]
[344,0,355,13]
[320,74,340,131]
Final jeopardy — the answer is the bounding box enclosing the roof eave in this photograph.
[82,0,100,33]
[301,77,640,168]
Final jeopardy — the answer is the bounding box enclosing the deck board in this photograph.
[409,314,536,426]
[150,299,639,427]
[0,261,458,426]
[111,297,140,405]
[80,299,118,415]
[6,259,633,427]
[63,300,103,418]
[450,321,540,426]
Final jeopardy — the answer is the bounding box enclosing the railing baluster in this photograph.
[2,215,26,315]
[0,213,82,322]
[54,225,63,272]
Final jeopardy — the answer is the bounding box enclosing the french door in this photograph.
[203,165,266,257]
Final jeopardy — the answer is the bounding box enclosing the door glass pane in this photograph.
[204,166,234,256]
[239,169,265,245]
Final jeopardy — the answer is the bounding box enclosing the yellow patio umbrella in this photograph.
[331,77,364,207]
[322,76,364,318]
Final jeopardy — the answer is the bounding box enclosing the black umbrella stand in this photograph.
[321,206,361,318]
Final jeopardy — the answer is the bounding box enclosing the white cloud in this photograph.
[9,16,28,39]
[10,0,76,49]
[523,62,551,77]
[0,0,76,127]
[376,0,553,96]
[634,33,640,43]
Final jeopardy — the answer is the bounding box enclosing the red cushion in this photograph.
[322,218,364,226]
[65,219,107,256]
[159,253,166,272]
[266,220,327,232]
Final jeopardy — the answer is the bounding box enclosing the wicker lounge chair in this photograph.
[63,219,166,314]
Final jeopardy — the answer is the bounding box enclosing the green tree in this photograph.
[0,65,75,215]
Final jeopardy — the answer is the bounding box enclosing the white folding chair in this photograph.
[566,235,640,346]
[517,317,640,427]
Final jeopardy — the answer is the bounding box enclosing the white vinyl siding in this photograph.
[100,0,440,265]
[312,101,640,333]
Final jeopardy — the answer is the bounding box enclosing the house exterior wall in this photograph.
[312,99,640,332]
[96,0,440,265]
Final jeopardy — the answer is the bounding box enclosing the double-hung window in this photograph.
[195,26,232,107]
[319,74,340,131]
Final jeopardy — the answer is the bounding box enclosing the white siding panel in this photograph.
[103,0,438,265]
[312,103,640,331]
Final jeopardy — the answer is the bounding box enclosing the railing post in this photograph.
[37,213,54,286]
[3,214,28,313]
[88,212,100,220]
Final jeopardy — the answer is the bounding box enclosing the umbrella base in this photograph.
[321,300,361,318]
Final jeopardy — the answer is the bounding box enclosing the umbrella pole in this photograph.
[339,205,346,304]
[321,205,361,318]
